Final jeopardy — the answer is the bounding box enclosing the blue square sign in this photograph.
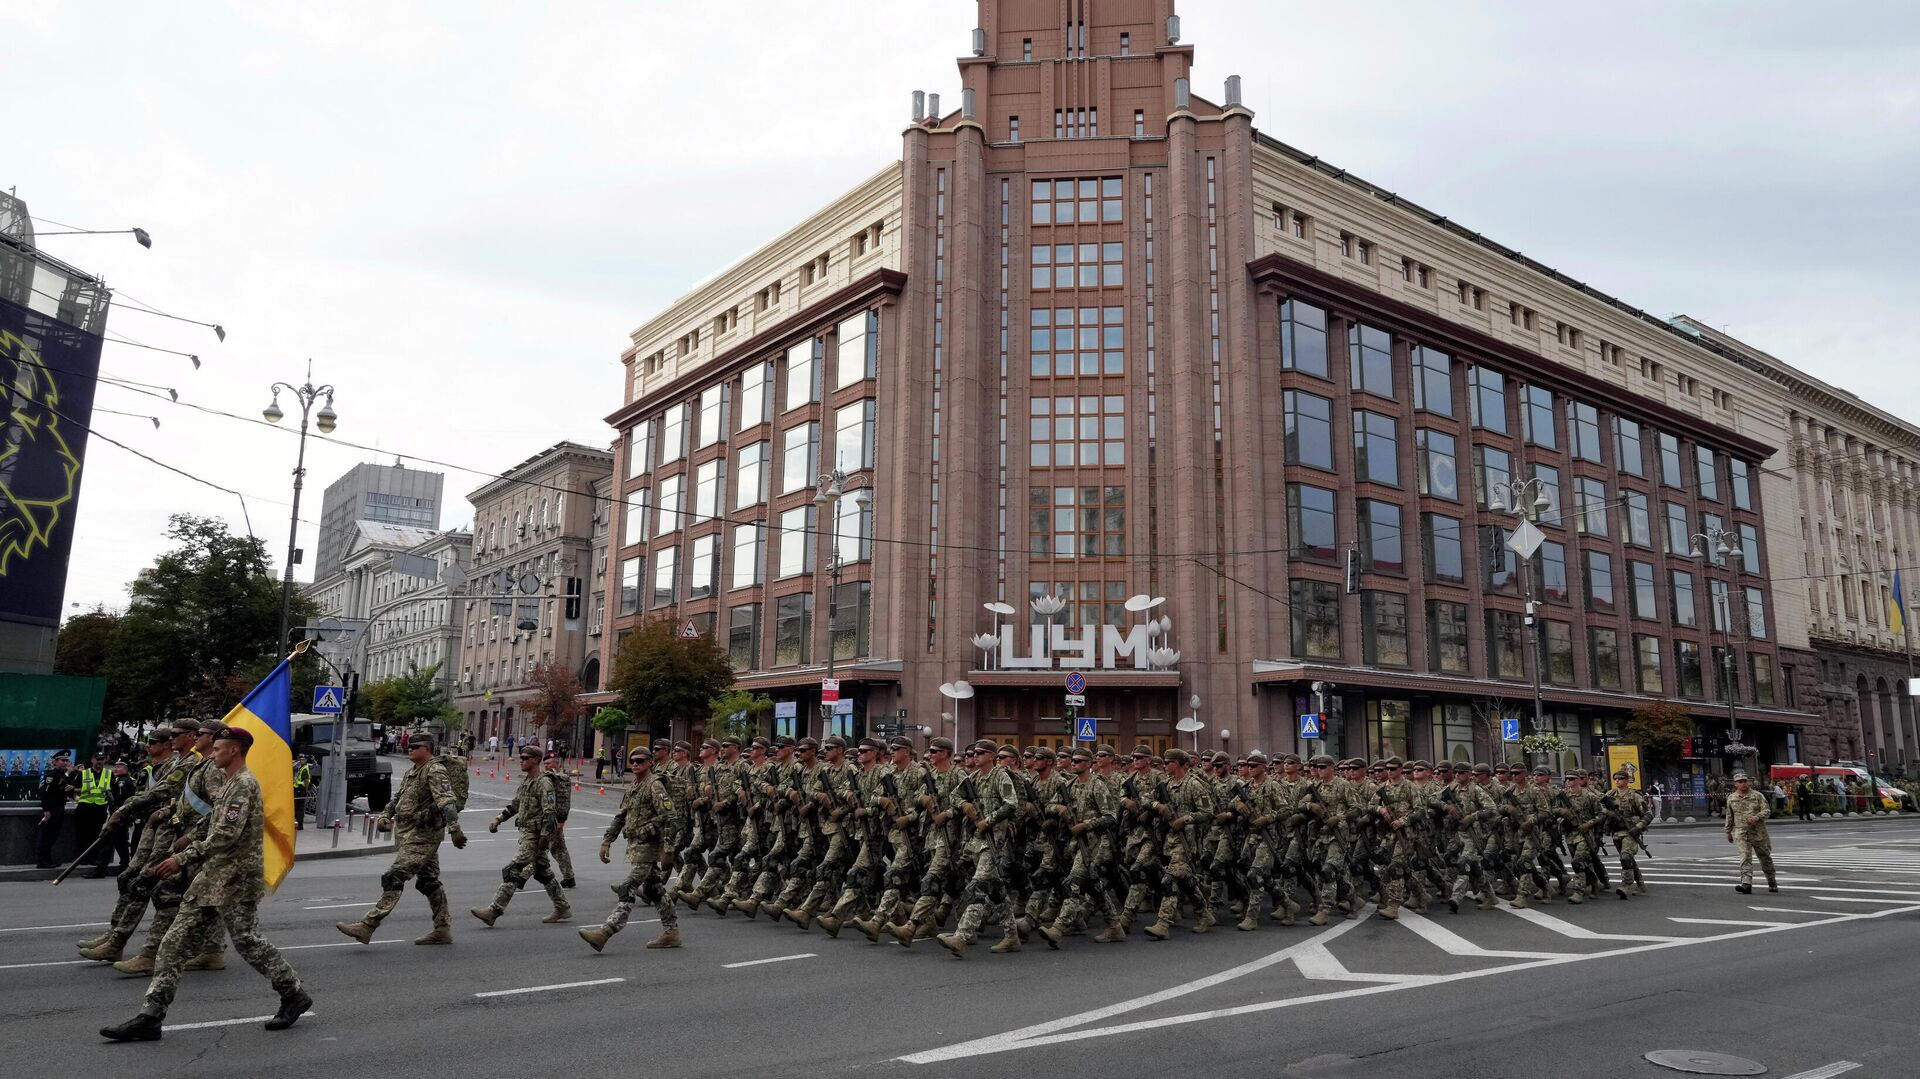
[1299,713,1322,739]
[1500,718,1521,743]
[1074,716,1098,742]
[311,685,345,715]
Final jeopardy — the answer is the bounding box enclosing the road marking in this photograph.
[302,902,368,910]
[475,977,625,998]
[1750,906,1872,917]
[166,1013,317,1032]
[1781,1061,1862,1079]
[0,959,92,970]
[284,939,401,951]
[722,953,817,969]
[1499,906,1682,942]
[1667,917,1789,928]
[1393,910,1562,959]
[1826,879,1920,887]
[1808,895,1911,904]
[1628,881,1920,897]
[1291,943,1436,984]
[0,921,110,934]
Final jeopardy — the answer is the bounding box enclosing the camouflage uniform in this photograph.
[691,746,747,902]
[1372,761,1420,919]
[861,739,929,939]
[85,744,189,958]
[474,765,569,923]
[937,745,1021,955]
[1725,781,1776,892]
[1147,751,1217,938]
[899,747,966,942]
[1607,775,1652,895]
[126,751,233,963]
[1041,751,1121,945]
[546,755,575,885]
[1452,765,1500,909]
[342,753,461,941]
[582,755,682,950]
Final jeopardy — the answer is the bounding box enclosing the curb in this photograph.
[1648,812,1915,830]
[298,843,396,862]
[1,842,397,881]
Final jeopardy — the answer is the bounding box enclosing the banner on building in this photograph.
[0,292,102,628]
[1606,743,1644,789]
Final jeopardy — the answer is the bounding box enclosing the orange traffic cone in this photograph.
[597,786,606,796]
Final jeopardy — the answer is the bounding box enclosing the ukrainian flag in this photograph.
[220,652,298,891]
[1894,570,1907,637]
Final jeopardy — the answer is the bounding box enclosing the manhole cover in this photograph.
[1644,1050,1767,1075]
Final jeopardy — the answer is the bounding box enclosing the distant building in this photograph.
[301,522,470,695]
[314,462,444,580]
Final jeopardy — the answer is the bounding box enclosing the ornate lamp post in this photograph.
[263,363,338,654]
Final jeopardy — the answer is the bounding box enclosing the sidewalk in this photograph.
[0,811,396,883]
[1649,808,1914,829]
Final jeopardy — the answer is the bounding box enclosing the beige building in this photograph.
[454,441,612,746]
[303,522,468,695]
[600,0,1835,776]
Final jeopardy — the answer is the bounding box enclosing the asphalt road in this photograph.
[5,768,1917,1079]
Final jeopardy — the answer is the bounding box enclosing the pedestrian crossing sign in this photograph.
[311,685,344,714]
[1074,716,1098,742]
[1501,718,1521,743]
[1299,713,1322,739]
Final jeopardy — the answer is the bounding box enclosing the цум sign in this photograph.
[990,623,1155,669]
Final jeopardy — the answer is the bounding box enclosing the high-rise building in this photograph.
[314,462,444,580]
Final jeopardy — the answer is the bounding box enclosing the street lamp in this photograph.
[264,362,338,655]
[1691,526,1746,761]
[1489,476,1553,762]
[814,468,871,737]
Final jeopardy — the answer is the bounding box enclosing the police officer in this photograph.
[74,751,114,877]
[292,755,313,830]
[36,750,79,868]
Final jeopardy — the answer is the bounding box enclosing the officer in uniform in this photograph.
[35,749,79,868]
[471,743,570,926]
[100,728,310,1042]
[104,756,140,875]
[292,755,312,829]
[336,732,468,945]
[74,751,114,877]
[580,746,682,952]
[1724,771,1777,894]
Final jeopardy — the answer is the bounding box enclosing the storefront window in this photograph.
[1367,700,1410,761]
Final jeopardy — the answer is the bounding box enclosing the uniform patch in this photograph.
[224,804,243,823]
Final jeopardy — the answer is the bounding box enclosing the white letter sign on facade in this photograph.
[994,623,1153,670]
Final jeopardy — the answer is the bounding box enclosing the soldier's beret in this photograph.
[1032,747,1056,761]
[214,727,254,750]
[1245,751,1269,766]
[886,736,913,750]
[927,737,954,752]
[1612,770,1632,780]
[1470,763,1493,775]
[1164,748,1191,763]
[145,729,171,744]
[1094,743,1116,756]
[628,747,653,762]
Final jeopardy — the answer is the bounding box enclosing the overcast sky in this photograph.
[7,0,1917,617]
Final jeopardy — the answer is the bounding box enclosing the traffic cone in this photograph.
[597,786,605,796]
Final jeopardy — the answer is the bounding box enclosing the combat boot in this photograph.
[1615,883,1631,900]
[1565,890,1585,904]
[708,894,733,916]
[1013,915,1036,941]
[183,950,226,971]
[817,913,843,938]
[1376,902,1400,920]
[990,928,1021,953]
[99,1014,164,1042]
[678,889,704,911]
[578,925,613,952]
[1143,920,1172,940]
[80,932,128,962]
[734,897,762,919]
[1037,922,1065,949]
[540,905,573,924]
[1475,893,1497,911]
[78,931,113,951]
[1308,909,1330,927]
[1510,893,1531,910]
[762,901,787,922]
[335,920,374,944]
[890,922,918,947]
[1765,872,1779,893]
[113,951,155,976]
[264,989,312,1031]
[413,926,452,945]
[1194,908,1217,934]
[1237,912,1260,932]
[851,917,881,943]
[936,931,969,958]
[786,905,814,930]
[646,928,681,949]
[470,905,500,927]
[1093,923,1127,943]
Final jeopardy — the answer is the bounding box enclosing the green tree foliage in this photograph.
[53,606,119,678]
[589,706,630,736]
[1626,699,1693,769]
[521,662,586,732]
[103,514,311,725]
[359,663,460,730]
[608,617,734,739]
[708,688,773,742]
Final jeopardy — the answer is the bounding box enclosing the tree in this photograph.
[54,606,119,678]
[521,663,586,734]
[1626,699,1693,771]
[103,514,310,726]
[1469,694,1523,763]
[360,663,460,729]
[589,706,631,737]
[708,688,773,742]
[608,617,734,738]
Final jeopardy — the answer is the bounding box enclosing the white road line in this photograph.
[1825,879,1920,887]
[474,977,625,998]
[1628,881,1920,897]
[302,902,368,910]
[1667,917,1790,928]
[1393,910,1562,959]
[721,953,817,969]
[1499,906,1682,942]
[1750,906,1872,917]
[1781,1061,1862,1079]
[0,959,92,971]
[1291,943,1437,984]
[1809,895,1912,904]
[0,921,110,934]
[284,939,401,951]
[166,1013,317,1032]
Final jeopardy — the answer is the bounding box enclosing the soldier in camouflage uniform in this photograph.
[544,750,576,888]
[738,736,796,917]
[1372,758,1420,920]
[933,742,1021,957]
[787,736,857,929]
[100,728,309,1042]
[687,738,746,909]
[852,736,927,942]
[675,740,715,901]
[1507,766,1556,909]
[714,737,771,913]
[1015,747,1071,939]
[769,738,825,921]
[1608,769,1652,896]
[894,738,963,945]
[1301,755,1360,925]
[1560,770,1606,903]
[336,731,468,945]
[1451,762,1501,911]
[471,743,570,926]
[1724,771,1777,894]
[111,721,231,975]
[580,746,683,951]
[1143,748,1216,939]
[1037,745,1121,947]
[819,737,890,937]
[80,725,191,962]
[1108,745,1169,939]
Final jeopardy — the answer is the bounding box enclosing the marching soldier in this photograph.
[471,743,570,927]
[853,736,926,943]
[819,737,890,937]
[688,737,746,910]
[79,727,185,962]
[110,721,232,975]
[1725,771,1777,894]
[1036,745,1120,948]
[336,731,468,945]
[545,750,576,888]
[714,737,771,914]
[934,742,1021,958]
[894,737,963,945]
[1608,769,1652,896]
[581,746,682,951]
[1144,748,1216,939]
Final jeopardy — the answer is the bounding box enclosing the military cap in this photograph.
[719,735,742,748]
[699,738,720,752]
[51,749,72,761]
[672,741,693,752]
[750,737,772,751]
[1531,765,1551,776]
[628,746,653,762]
[1470,763,1493,775]
[1130,744,1155,759]
[1730,771,1750,781]
[1032,747,1056,761]
[1432,761,1453,773]
[1382,756,1403,768]
[856,737,886,753]
[1307,754,1336,767]
[1164,747,1192,763]
[144,728,171,744]
[412,731,438,749]
[927,737,955,752]
[997,742,1019,754]
[1492,763,1511,774]
[1612,769,1632,780]
[1340,757,1366,769]
[772,735,796,748]
[820,735,847,751]
[1209,751,1232,766]
[517,743,543,758]
[1245,751,1269,766]
[650,741,670,752]
[797,737,821,750]
[1094,743,1116,756]
[199,724,227,739]
[1278,753,1302,765]
[1407,760,1430,771]
[1068,747,1093,760]
[170,719,202,736]
[214,727,254,750]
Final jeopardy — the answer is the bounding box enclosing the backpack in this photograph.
[440,750,470,813]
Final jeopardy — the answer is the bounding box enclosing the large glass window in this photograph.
[660,403,688,465]
[784,338,820,410]
[698,385,728,449]
[1359,500,1404,573]
[1696,446,1720,501]
[1411,345,1453,416]
[1710,579,1731,633]
[651,546,678,608]
[618,557,641,615]
[1749,652,1776,705]
[1676,640,1703,699]
[1427,601,1470,673]
[1521,385,1555,449]
[1730,459,1753,511]
[1613,417,1644,477]
[1417,429,1458,500]
[1568,401,1602,462]
[1619,491,1651,547]
[739,362,772,429]
[1536,540,1568,602]
[1630,560,1658,620]
[834,399,876,471]
[1738,523,1760,571]
[694,459,724,521]
[621,489,648,548]
[781,422,820,494]
[830,581,872,661]
[1288,484,1337,564]
[1030,306,1126,377]
[1280,298,1329,378]
[1658,433,1684,488]
[1483,524,1518,593]
[1289,580,1341,660]
[774,593,812,666]
[1030,176,1122,225]
[1585,550,1615,612]
[1474,445,1512,509]
[728,604,761,670]
[1634,635,1663,694]
[735,442,767,509]
[1423,514,1463,583]
[1349,323,1394,398]
[1671,570,1697,626]
[1487,610,1525,679]
[1284,391,1334,471]
[1664,502,1690,555]
[1029,395,1125,466]
[656,474,682,536]
[1544,621,1575,685]
[1031,241,1123,288]
[777,506,815,579]
[1703,512,1729,567]
[1575,478,1608,536]
[1437,703,1476,763]
[836,309,878,389]
[1589,628,1622,690]
[688,534,718,600]
[627,421,653,479]
[1353,410,1400,486]
[1746,586,1769,640]
[833,489,875,564]
[730,523,764,590]
[1530,464,1562,525]
[1468,366,1507,433]
[1366,700,1411,760]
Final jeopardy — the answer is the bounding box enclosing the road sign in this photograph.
[896,708,909,720]
[1074,716,1098,742]
[311,685,345,715]
[872,724,908,736]
[680,619,699,639]
[1064,693,1087,707]
[774,701,798,719]
[832,698,853,716]
[821,678,840,703]
[1500,718,1521,743]
[1506,519,1546,560]
[1064,671,1087,695]
[1298,713,1322,739]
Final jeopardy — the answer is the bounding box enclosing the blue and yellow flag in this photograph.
[1893,570,1907,637]
[220,650,298,892]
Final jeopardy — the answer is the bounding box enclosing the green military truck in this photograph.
[290,714,393,813]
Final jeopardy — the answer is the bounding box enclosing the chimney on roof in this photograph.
[928,93,941,121]
[962,88,976,120]
[912,90,925,121]
[1224,75,1242,107]
[1174,78,1190,110]
[971,27,985,56]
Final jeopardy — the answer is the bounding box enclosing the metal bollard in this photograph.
[332,820,342,849]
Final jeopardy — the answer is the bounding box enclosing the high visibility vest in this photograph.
[78,767,111,806]
[294,763,311,789]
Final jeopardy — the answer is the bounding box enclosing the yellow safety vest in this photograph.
[78,766,110,806]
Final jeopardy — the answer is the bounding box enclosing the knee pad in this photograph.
[414,873,441,896]
[380,868,409,893]
[639,873,665,905]
[501,864,524,885]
